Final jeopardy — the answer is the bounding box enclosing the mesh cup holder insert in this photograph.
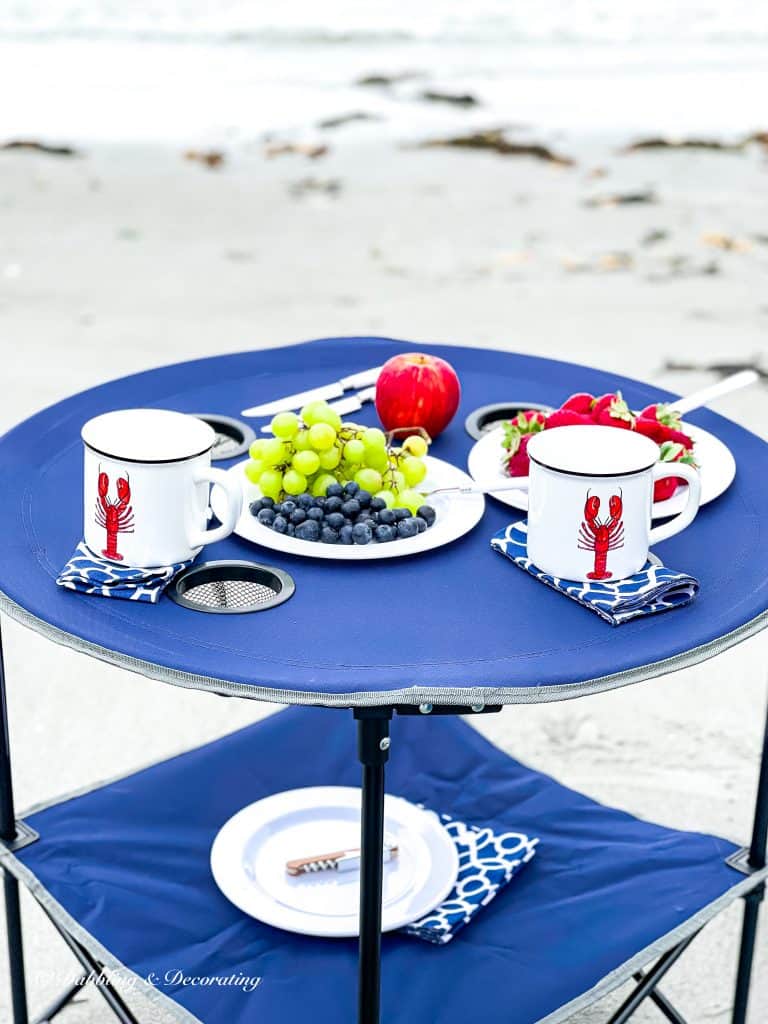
[464,402,553,440]
[169,560,295,614]
[193,414,256,462]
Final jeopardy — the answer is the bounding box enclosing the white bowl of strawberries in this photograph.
[469,389,737,519]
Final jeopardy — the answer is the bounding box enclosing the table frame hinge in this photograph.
[0,819,39,853]
[725,847,765,884]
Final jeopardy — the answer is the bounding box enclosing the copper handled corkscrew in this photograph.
[286,842,398,876]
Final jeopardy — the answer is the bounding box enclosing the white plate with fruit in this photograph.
[212,401,485,560]
[467,390,736,520]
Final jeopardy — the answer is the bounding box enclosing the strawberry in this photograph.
[560,392,595,415]
[592,391,635,429]
[653,440,698,502]
[635,415,668,444]
[639,402,682,428]
[637,401,694,450]
[545,408,593,429]
[660,425,694,450]
[508,409,547,433]
[506,433,532,477]
[501,411,546,477]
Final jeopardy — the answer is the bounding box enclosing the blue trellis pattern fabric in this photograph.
[57,541,190,604]
[491,521,699,626]
[401,813,539,945]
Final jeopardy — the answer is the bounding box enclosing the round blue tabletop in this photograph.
[0,337,766,707]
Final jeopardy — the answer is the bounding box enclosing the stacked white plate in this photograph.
[210,786,459,937]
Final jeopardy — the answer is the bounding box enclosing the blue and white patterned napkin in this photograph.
[400,813,539,945]
[491,521,699,626]
[56,541,190,604]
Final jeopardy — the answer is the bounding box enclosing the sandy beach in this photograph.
[1,29,768,1022]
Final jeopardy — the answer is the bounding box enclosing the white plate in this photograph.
[467,422,736,520]
[212,455,485,560]
[210,786,459,937]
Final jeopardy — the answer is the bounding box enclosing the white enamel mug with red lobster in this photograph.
[81,409,242,567]
[512,425,702,582]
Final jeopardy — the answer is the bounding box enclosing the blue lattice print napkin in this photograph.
[400,813,539,945]
[57,541,190,604]
[491,521,699,626]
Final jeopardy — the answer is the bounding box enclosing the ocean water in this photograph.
[1,1,767,144]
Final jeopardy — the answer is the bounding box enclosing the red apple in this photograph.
[375,353,461,439]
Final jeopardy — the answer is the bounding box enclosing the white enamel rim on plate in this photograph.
[210,786,459,937]
[211,455,486,560]
[467,422,736,519]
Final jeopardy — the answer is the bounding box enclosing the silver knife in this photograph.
[258,386,377,432]
[242,366,382,418]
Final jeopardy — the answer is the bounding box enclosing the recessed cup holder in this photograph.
[169,560,295,614]
[193,414,256,461]
[464,402,553,440]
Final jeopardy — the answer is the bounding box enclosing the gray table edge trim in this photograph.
[1,587,766,707]
[1,839,765,1024]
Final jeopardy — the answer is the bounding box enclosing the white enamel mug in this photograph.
[511,425,701,582]
[81,409,242,567]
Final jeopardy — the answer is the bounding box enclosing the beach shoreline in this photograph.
[1,65,767,1024]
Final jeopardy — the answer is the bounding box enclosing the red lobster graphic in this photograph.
[578,491,624,580]
[95,470,134,561]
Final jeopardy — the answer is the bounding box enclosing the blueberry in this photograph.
[325,496,343,513]
[344,481,360,496]
[352,522,372,545]
[296,519,321,542]
[314,496,326,510]
[281,500,296,516]
[413,516,427,533]
[326,512,345,530]
[249,500,262,517]
[356,489,372,508]
[356,511,373,523]
[343,517,353,527]
[272,515,288,534]
[393,507,411,521]
[397,518,419,539]
[320,526,339,544]
[378,508,395,526]
[286,523,296,537]
[307,507,324,521]
[259,496,275,508]
[417,505,436,527]
[326,483,343,498]
[341,499,361,518]
[272,503,284,515]
[257,508,276,525]
[374,524,396,543]
[290,508,307,525]
[339,525,354,545]
[298,493,314,510]
[370,497,386,512]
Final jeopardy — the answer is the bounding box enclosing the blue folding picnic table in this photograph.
[0,336,766,1024]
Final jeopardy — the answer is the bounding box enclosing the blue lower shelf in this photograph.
[5,707,763,1024]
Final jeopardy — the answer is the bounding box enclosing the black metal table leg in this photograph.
[607,933,697,1024]
[729,700,765,1019]
[0,619,29,1024]
[631,971,688,1024]
[31,974,87,1023]
[355,708,392,1024]
[732,699,768,1024]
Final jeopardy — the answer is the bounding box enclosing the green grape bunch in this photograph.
[245,399,431,513]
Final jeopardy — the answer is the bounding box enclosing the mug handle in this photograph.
[648,463,701,546]
[188,467,243,550]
